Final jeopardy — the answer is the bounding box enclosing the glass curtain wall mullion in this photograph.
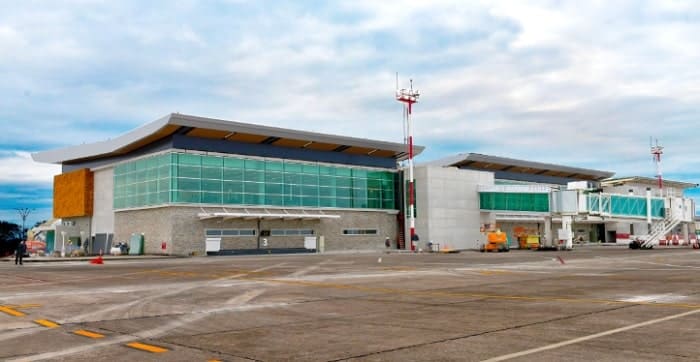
[114,151,398,210]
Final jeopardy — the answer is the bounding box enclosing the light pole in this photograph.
[15,208,33,240]
[60,231,66,257]
[80,231,87,254]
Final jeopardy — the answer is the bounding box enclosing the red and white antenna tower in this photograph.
[650,138,663,193]
[396,77,420,251]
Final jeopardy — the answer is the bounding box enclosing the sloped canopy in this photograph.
[427,153,614,181]
[33,113,424,164]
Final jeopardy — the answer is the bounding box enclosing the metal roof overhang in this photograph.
[32,113,423,164]
[429,153,614,181]
[198,211,341,221]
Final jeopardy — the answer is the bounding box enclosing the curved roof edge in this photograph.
[424,153,615,181]
[32,113,424,164]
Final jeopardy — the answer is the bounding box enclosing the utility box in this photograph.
[304,236,317,250]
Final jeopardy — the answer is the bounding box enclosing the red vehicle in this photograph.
[26,240,46,254]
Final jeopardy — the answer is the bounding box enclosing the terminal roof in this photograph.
[601,177,698,190]
[33,113,423,164]
[427,153,615,181]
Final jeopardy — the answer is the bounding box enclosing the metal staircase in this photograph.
[641,211,682,248]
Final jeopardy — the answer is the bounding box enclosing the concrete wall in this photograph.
[115,206,398,255]
[414,166,494,250]
[91,167,114,235]
[54,216,91,254]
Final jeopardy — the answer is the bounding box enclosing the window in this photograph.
[205,229,256,237]
[342,229,378,235]
[270,229,314,236]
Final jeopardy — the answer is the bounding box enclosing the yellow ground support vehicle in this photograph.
[518,235,540,250]
[480,230,510,252]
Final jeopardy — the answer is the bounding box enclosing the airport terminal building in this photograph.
[33,113,422,255]
[414,154,697,250]
[33,114,698,255]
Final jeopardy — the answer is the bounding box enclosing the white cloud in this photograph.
[0,151,60,184]
[0,0,696,194]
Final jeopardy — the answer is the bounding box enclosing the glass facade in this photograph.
[114,152,398,210]
[588,194,665,218]
[479,192,550,212]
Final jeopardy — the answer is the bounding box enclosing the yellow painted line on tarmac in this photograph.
[207,359,222,362]
[0,305,25,317]
[34,319,60,328]
[255,277,700,310]
[126,341,168,353]
[6,303,42,309]
[381,266,417,271]
[74,329,105,339]
[478,269,516,275]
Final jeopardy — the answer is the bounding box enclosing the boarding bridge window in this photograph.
[205,229,256,237]
[342,228,378,235]
[270,229,315,236]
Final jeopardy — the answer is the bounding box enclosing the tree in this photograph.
[0,220,22,256]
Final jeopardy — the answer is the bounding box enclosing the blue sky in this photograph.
[1,0,699,226]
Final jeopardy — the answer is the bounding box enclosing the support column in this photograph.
[543,216,552,247]
[646,187,652,234]
[562,215,573,250]
[682,223,689,244]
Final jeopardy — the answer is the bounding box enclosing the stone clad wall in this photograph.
[114,207,173,255]
[115,206,398,255]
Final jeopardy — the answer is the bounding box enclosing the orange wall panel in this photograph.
[54,168,94,218]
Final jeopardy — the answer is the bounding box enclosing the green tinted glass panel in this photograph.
[114,153,173,208]
[651,199,665,217]
[115,152,397,210]
[201,167,221,180]
[285,162,302,173]
[266,183,284,194]
[302,196,318,207]
[224,168,243,181]
[266,161,283,171]
[201,179,221,192]
[179,153,201,165]
[479,192,549,212]
[201,192,222,204]
[224,158,244,168]
[202,155,222,167]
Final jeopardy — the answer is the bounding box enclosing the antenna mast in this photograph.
[650,138,664,194]
[396,77,420,251]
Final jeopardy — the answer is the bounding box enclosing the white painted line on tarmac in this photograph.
[0,327,44,342]
[280,269,446,282]
[618,294,688,303]
[637,261,700,269]
[481,308,700,362]
[288,264,321,277]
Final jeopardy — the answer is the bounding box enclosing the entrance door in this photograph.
[595,224,605,243]
[607,230,617,243]
[46,230,55,253]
